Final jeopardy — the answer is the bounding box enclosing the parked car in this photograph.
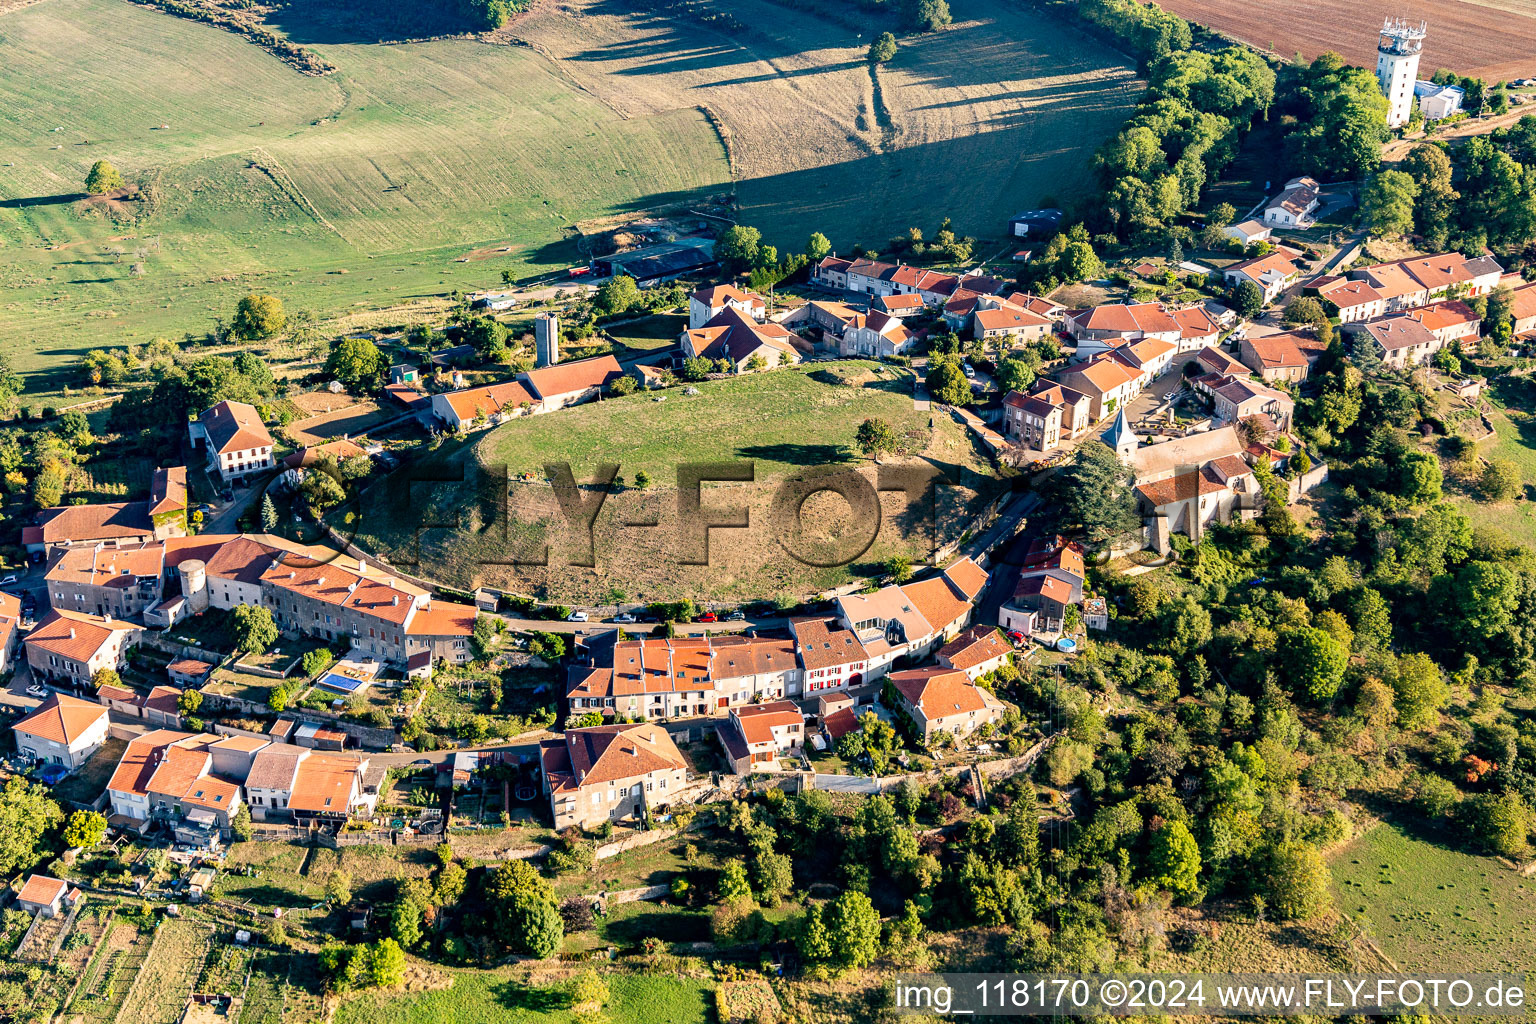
[962,363,977,379]
[567,611,589,622]
[697,612,718,623]
[726,610,745,621]
[25,684,48,699]
[1006,630,1026,645]
[612,613,636,623]
[0,575,15,586]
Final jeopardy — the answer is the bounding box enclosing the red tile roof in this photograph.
[889,667,989,717]
[520,354,624,401]
[198,401,271,454]
[14,693,108,746]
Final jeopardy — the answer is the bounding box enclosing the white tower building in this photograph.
[1376,17,1426,129]
[534,312,560,368]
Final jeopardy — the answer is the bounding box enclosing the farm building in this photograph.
[594,238,716,285]
[15,875,73,918]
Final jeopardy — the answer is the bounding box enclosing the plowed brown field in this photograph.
[1160,0,1536,81]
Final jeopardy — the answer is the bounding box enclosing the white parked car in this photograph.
[567,611,588,622]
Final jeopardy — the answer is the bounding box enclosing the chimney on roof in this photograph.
[357,558,367,574]
[386,577,395,588]
[392,595,399,606]
[317,576,326,587]
[69,628,75,639]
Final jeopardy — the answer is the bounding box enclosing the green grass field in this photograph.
[1331,821,1536,973]
[352,362,1001,601]
[0,0,729,392]
[333,969,713,1024]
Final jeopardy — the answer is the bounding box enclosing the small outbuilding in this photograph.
[15,874,71,917]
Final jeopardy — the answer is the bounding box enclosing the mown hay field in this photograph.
[0,0,729,391]
[353,362,1002,602]
[1331,821,1536,973]
[1159,0,1536,81]
[514,0,1143,249]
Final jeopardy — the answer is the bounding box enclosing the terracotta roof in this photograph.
[899,575,972,636]
[1112,337,1178,369]
[608,637,715,694]
[404,599,476,637]
[1244,333,1309,370]
[942,557,988,601]
[1170,306,1220,339]
[1403,299,1479,333]
[1511,283,1536,321]
[691,284,765,309]
[1058,354,1144,393]
[30,502,154,547]
[561,722,685,788]
[95,683,137,703]
[976,306,1051,332]
[439,379,536,423]
[1195,346,1248,376]
[1073,302,1178,336]
[260,558,417,626]
[1227,250,1301,282]
[17,875,67,907]
[25,609,138,664]
[709,634,797,680]
[46,543,165,590]
[166,658,214,677]
[938,625,1012,671]
[383,382,430,407]
[822,706,860,740]
[149,467,187,516]
[198,401,271,454]
[209,735,269,753]
[1317,277,1383,307]
[283,439,366,470]
[733,700,803,745]
[108,729,196,797]
[1027,381,1091,408]
[288,752,365,813]
[874,293,926,311]
[519,354,623,400]
[889,667,988,718]
[686,307,800,364]
[1136,460,1250,507]
[1014,573,1075,605]
[14,693,108,746]
[141,686,183,717]
[789,617,868,670]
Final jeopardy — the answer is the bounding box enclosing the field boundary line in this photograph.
[509,36,632,119]
[0,0,51,17]
[247,147,346,242]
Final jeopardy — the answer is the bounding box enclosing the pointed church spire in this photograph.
[1104,404,1138,460]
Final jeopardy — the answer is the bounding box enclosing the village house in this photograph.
[1004,381,1094,453]
[1510,280,1536,335]
[430,379,537,433]
[1223,248,1305,304]
[689,284,766,329]
[1066,302,1182,355]
[1345,316,1443,368]
[886,667,1004,746]
[998,536,1085,635]
[716,701,806,774]
[1346,252,1503,312]
[788,617,870,695]
[1169,305,1224,351]
[15,875,74,918]
[871,293,926,318]
[1193,374,1295,430]
[565,633,802,720]
[23,466,188,557]
[1222,219,1272,246]
[1313,276,1387,323]
[45,542,166,620]
[840,309,915,358]
[1240,332,1311,383]
[1107,337,1179,379]
[777,299,862,345]
[683,307,805,370]
[245,745,377,824]
[974,303,1054,344]
[540,722,688,830]
[936,624,1013,680]
[517,354,625,413]
[1194,345,1249,378]
[25,609,142,685]
[1054,353,1147,421]
[280,439,367,487]
[13,692,110,770]
[1263,176,1321,229]
[709,634,801,705]
[0,593,20,675]
[835,557,987,674]
[1137,455,1261,554]
[189,401,274,484]
[1400,299,1481,350]
[106,730,243,844]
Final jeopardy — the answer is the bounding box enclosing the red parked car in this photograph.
[1006,630,1027,645]
[697,612,718,623]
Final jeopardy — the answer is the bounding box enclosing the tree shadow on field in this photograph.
[602,909,709,946]
[0,193,85,209]
[736,442,850,467]
[267,0,483,43]
[491,981,566,1013]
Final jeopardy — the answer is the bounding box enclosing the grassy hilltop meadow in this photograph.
[0,0,1139,401]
